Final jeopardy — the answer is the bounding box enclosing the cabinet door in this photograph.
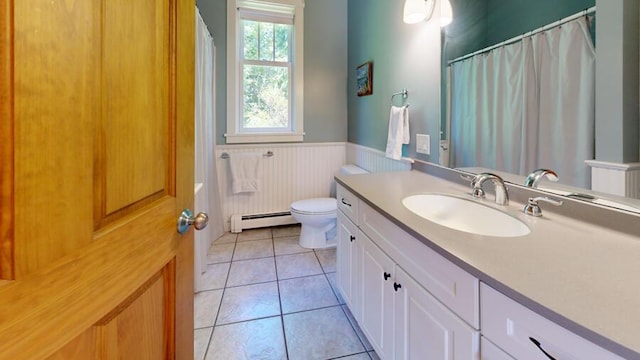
[361,234,396,360]
[481,337,514,360]
[395,266,480,360]
[337,211,361,319]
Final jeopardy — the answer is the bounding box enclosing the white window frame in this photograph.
[226,0,305,144]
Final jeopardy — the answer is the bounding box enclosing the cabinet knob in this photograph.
[341,198,352,207]
[383,272,391,280]
[393,282,402,291]
[350,235,355,242]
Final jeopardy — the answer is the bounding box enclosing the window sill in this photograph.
[224,132,304,144]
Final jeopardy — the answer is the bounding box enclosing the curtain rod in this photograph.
[448,6,596,65]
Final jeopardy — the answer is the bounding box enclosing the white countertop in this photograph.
[336,170,640,359]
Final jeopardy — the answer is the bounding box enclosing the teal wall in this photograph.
[197,0,348,144]
[348,0,442,162]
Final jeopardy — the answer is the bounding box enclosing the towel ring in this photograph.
[391,89,409,107]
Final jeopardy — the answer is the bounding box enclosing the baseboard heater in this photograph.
[230,211,298,233]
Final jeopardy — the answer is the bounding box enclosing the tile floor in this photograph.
[194,225,379,360]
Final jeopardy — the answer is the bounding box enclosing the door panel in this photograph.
[102,0,170,217]
[46,329,96,360]
[0,0,195,358]
[13,0,99,278]
[95,271,167,359]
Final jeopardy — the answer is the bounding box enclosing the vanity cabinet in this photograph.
[336,184,480,359]
[481,284,625,360]
[337,174,635,360]
[359,229,479,360]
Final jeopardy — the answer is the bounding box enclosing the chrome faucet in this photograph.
[524,169,559,188]
[470,173,509,206]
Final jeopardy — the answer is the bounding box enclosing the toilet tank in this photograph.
[338,164,369,175]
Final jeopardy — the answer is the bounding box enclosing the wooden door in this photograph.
[0,0,195,358]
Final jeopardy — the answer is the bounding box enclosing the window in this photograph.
[226,0,305,143]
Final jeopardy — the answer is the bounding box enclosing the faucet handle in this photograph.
[524,196,564,217]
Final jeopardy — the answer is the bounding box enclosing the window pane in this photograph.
[259,23,275,61]
[274,24,290,62]
[243,65,289,129]
[243,20,259,60]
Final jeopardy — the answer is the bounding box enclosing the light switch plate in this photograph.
[416,134,430,155]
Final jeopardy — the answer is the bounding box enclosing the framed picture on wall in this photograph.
[356,61,373,96]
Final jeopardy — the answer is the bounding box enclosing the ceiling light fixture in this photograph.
[403,0,435,24]
[440,0,453,27]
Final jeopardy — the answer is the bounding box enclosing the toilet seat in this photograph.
[290,198,336,215]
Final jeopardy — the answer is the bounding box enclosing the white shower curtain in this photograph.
[195,7,224,291]
[450,17,595,188]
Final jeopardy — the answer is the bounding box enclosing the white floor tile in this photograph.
[213,232,237,244]
[194,289,223,328]
[272,224,301,238]
[283,306,365,360]
[237,228,272,242]
[207,243,235,264]
[194,327,212,360]
[274,235,312,256]
[227,257,277,287]
[233,239,274,261]
[276,252,323,280]
[279,274,339,314]
[206,316,286,360]
[200,262,230,291]
[315,248,337,273]
[216,282,280,325]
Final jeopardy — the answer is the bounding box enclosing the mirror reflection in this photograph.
[441,0,640,213]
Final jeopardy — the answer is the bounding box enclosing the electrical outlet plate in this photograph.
[416,134,430,155]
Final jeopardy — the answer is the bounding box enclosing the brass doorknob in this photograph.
[177,209,209,234]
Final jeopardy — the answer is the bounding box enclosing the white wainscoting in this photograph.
[215,142,412,231]
[216,142,347,231]
[586,160,640,199]
[346,142,413,173]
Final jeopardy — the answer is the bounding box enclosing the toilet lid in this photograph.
[291,198,337,215]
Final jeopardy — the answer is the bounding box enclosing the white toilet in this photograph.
[290,165,369,249]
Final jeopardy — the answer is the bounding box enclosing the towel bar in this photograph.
[220,151,274,159]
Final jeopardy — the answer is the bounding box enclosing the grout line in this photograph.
[328,352,372,360]
[271,233,291,360]
[338,303,371,355]
[202,238,236,360]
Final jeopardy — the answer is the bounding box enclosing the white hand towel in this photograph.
[229,153,262,194]
[385,105,410,160]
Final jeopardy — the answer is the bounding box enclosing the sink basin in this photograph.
[402,194,530,237]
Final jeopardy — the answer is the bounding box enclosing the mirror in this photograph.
[440,0,640,213]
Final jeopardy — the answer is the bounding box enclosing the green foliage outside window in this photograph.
[241,19,292,130]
